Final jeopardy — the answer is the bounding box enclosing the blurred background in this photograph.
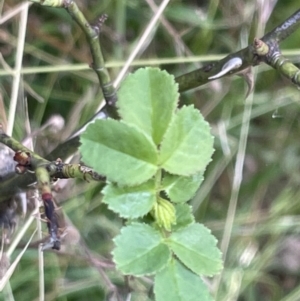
[1,0,300,300]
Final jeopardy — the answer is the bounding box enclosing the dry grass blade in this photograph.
[6,2,29,136]
[112,0,171,89]
[0,229,37,291]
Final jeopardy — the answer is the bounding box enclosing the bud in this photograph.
[13,151,31,166]
[153,198,176,231]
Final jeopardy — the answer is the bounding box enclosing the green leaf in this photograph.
[172,204,194,231]
[117,68,179,145]
[102,180,156,218]
[113,223,171,276]
[80,119,158,186]
[154,258,214,301]
[159,106,214,176]
[162,172,204,203]
[167,223,223,276]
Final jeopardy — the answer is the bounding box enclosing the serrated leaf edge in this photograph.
[117,67,180,146]
[167,240,223,276]
[158,105,214,176]
[112,223,172,276]
[102,182,156,219]
[166,223,223,276]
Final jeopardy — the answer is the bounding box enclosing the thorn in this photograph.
[236,67,254,99]
[98,14,108,26]
[209,57,243,80]
[92,14,108,35]
[55,158,62,164]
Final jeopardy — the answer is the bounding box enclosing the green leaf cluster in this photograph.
[112,222,222,301]
[79,68,222,301]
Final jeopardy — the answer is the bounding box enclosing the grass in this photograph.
[1,0,300,300]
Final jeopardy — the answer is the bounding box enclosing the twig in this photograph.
[0,131,105,200]
[0,131,48,166]
[30,0,117,107]
[263,9,300,43]
[1,134,113,281]
[175,8,300,91]
[35,166,61,250]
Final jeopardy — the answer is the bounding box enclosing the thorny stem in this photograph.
[50,159,105,182]
[255,9,300,86]
[176,8,300,91]
[0,132,48,167]
[0,132,105,200]
[30,0,117,108]
[63,1,116,107]
[263,9,300,43]
[0,135,105,250]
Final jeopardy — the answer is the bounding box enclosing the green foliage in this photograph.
[172,204,194,231]
[167,223,223,276]
[117,68,179,145]
[80,67,222,300]
[159,105,214,175]
[162,172,204,203]
[154,258,214,301]
[112,223,171,276]
[102,180,156,218]
[80,119,158,186]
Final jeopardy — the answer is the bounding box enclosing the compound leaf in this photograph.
[102,180,156,218]
[159,106,214,176]
[162,172,204,203]
[172,204,194,231]
[80,119,158,186]
[154,258,214,301]
[113,223,171,276]
[117,68,179,145]
[167,223,223,276]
